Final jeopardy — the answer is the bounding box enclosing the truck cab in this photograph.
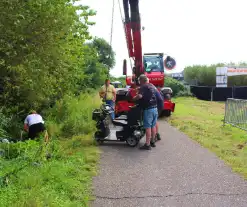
[143,53,165,88]
[111,81,124,89]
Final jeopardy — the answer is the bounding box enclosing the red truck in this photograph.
[114,0,176,117]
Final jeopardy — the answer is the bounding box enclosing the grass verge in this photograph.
[169,97,247,178]
[0,93,101,206]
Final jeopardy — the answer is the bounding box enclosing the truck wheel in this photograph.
[158,109,164,117]
[162,110,171,117]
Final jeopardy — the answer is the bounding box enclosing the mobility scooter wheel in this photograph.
[94,132,105,145]
[97,140,104,145]
[126,136,138,147]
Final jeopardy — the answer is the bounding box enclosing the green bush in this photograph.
[0,137,99,206]
[0,108,11,138]
[0,1,115,119]
[0,0,108,205]
[46,93,100,138]
[176,89,193,97]
[0,93,101,206]
[164,77,185,96]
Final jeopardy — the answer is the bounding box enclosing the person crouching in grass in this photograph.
[24,110,45,139]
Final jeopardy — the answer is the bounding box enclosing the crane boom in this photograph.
[114,0,176,118]
[123,0,143,84]
[121,0,176,87]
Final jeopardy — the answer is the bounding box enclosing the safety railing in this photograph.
[224,98,247,131]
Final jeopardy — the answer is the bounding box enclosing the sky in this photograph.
[80,0,247,77]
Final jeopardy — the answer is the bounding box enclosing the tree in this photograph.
[0,0,97,114]
[87,37,116,69]
[81,44,108,88]
[82,38,116,88]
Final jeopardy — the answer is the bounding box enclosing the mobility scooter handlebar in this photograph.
[101,103,115,114]
[128,104,139,109]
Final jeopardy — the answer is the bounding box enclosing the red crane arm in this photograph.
[123,0,143,83]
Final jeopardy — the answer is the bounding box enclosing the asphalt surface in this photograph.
[92,121,247,207]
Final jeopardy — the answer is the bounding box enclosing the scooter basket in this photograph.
[92,109,101,121]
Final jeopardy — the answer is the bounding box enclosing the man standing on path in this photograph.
[154,88,163,141]
[99,79,116,120]
[133,74,158,150]
[146,78,163,141]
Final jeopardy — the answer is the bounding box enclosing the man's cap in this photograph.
[138,74,148,82]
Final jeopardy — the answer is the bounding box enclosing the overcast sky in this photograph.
[80,0,247,77]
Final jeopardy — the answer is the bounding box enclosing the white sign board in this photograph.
[216,67,228,87]
[216,67,247,87]
[227,68,247,76]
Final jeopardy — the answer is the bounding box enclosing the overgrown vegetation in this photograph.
[0,109,11,138]
[0,0,113,205]
[164,77,192,97]
[0,0,115,120]
[164,77,185,96]
[184,62,247,86]
[0,94,101,206]
[169,97,247,178]
[175,88,192,97]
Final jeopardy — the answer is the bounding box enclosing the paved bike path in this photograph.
[92,121,247,207]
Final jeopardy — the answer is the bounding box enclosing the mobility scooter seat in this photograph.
[114,115,127,120]
[112,119,128,126]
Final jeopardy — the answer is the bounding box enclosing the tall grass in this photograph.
[46,93,101,138]
[0,93,101,206]
[0,108,11,138]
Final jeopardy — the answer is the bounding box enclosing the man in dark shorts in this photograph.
[153,88,163,141]
[24,110,45,139]
[147,79,163,141]
[133,75,158,150]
